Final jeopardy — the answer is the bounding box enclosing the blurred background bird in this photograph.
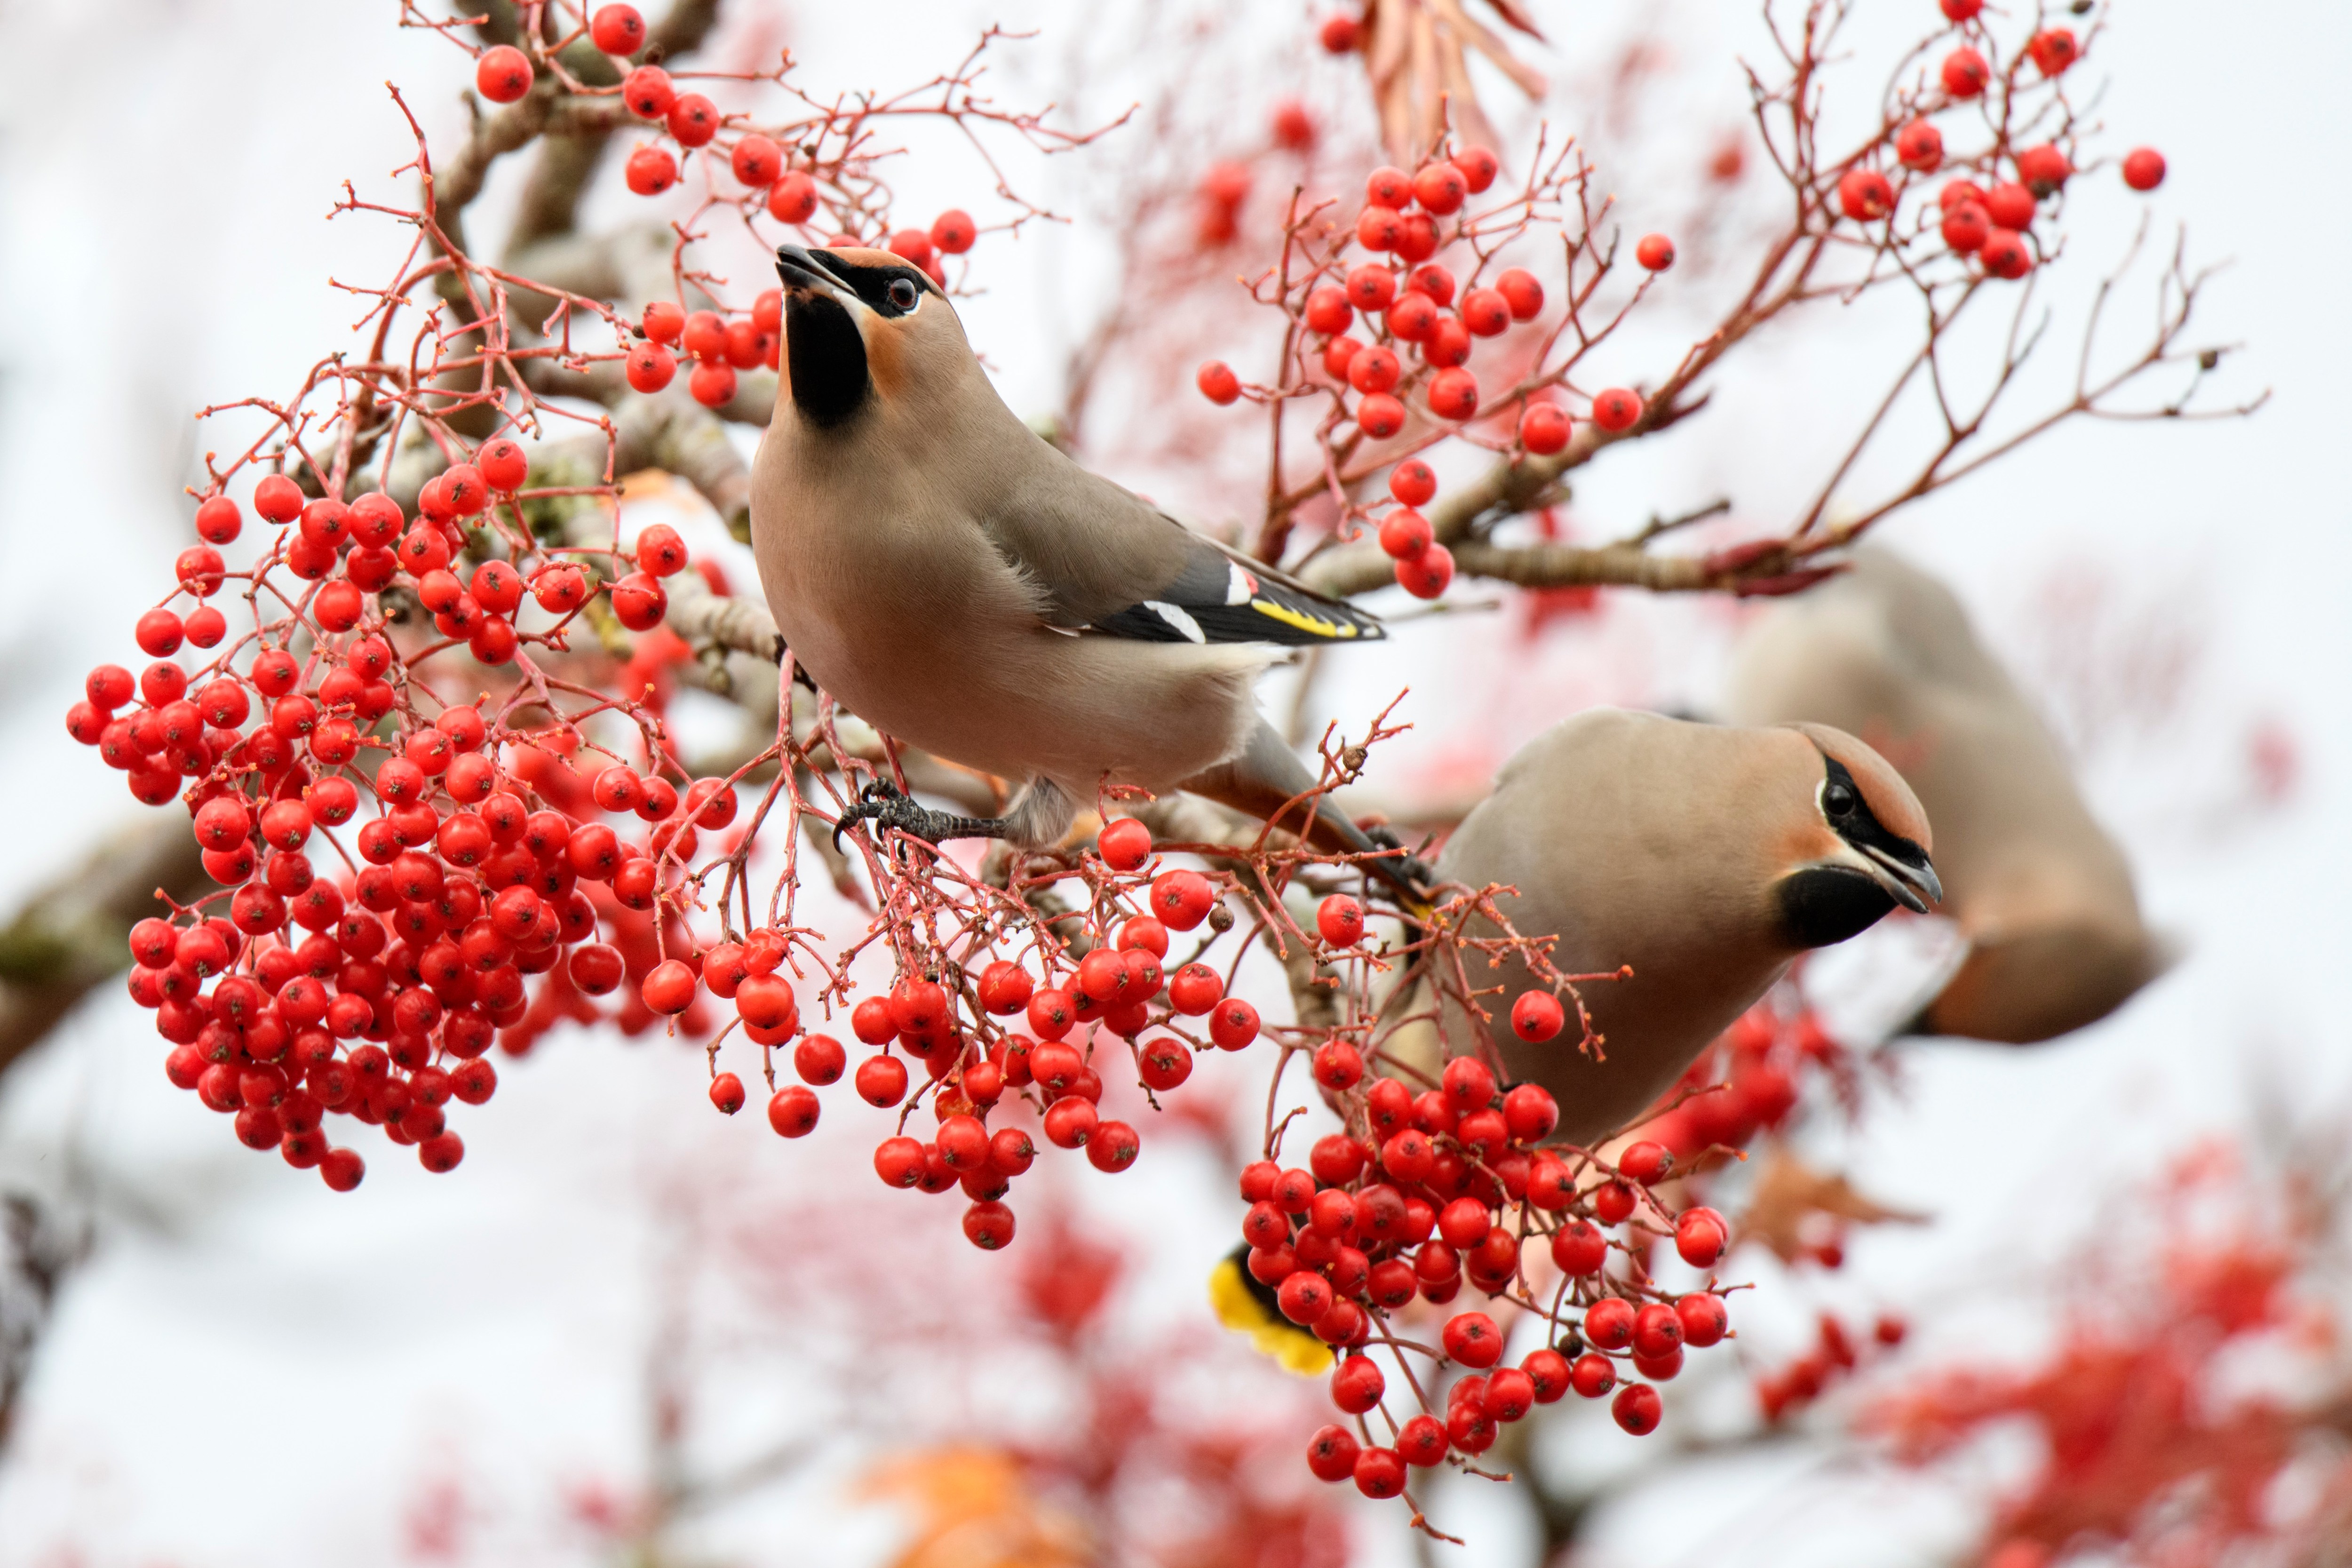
[1394,710,1938,1146]
[1724,548,2171,1043]
[750,245,1423,897]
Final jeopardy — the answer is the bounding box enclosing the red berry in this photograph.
[1676,1206,1728,1267]
[476,436,527,491]
[194,496,241,543]
[1940,202,1990,254]
[1939,0,1981,16]
[768,172,820,224]
[622,64,674,119]
[767,1085,819,1137]
[1632,1302,1685,1360]
[476,45,533,103]
[1164,962,1221,1016]
[1980,228,2032,279]
[1208,998,1260,1051]
[1385,290,1438,342]
[1387,458,1436,507]
[625,144,677,197]
[1412,161,1466,215]
[1150,870,1216,931]
[1619,1140,1674,1185]
[1940,47,1988,97]
[1495,267,1543,320]
[707,1072,745,1114]
[874,1136,925,1188]
[1347,344,1400,396]
[1378,507,1431,560]
[1394,542,1453,599]
[2123,147,2167,192]
[1451,145,1499,193]
[1590,387,1643,433]
[1593,1179,1637,1225]
[1356,393,1406,440]
[855,1053,908,1108]
[1344,264,1397,312]
[731,134,783,188]
[1303,285,1352,335]
[1896,120,1943,173]
[1351,1446,1405,1499]
[1317,894,1365,946]
[253,474,303,523]
[1484,1366,1536,1423]
[1194,360,1241,406]
[1442,1310,1503,1369]
[1518,402,1571,456]
[1305,1423,1359,1482]
[963,1200,1016,1250]
[1510,989,1564,1042]
[2016,143,2071,195]
[2026,27,2078,76]
[1612,1383,1662,1435]
[1978,183,2034,232]
[1635,232,1677,271]
[1427,367,1478,420]
[1584,1296,1635,1350]
[1043,1097,1098,1149]
[1677,1292,1729,1347]
[624,341,675,393]
[1459,287,1509,336]
[590,4,646,55]
[1837,167,1895,222]
[641,959,696,1015]
[666,94,718,149]
[1097,817,1152,870]
[1570,1352,1615,1398]
[688,360,736,408]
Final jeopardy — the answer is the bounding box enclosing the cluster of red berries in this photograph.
[1268,1048,1733,1498]
[1830,6,2166,281]
[73,441,738,1188]
[660,816,1280,1254]
[1637,1001,1839,1165]
[465,3,987,411]
[1755,1310,1907,1423]
[1196,156,1659,599]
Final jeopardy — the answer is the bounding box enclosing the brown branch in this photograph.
[0,819,214,1082]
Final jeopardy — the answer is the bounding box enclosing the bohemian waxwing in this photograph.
[749,246,1422,896]
[1414,708,1939,1147]
[1723,546,2168,1043]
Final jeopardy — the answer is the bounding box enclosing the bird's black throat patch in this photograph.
[1777,865,1896,949]
[783,291,869,429]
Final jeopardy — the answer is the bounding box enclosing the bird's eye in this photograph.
[887,277,921,312]
[1823,781,1857,818]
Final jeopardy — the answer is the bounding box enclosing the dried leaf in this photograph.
[1739,1145,1928,1264]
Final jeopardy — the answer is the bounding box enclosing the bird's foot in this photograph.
[831,780,1013,852]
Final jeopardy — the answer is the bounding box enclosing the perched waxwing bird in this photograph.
[1723,546,2169,1043]
[749,246,1424,897]
[1422,709,1939,1147]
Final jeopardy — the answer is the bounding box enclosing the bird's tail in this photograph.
[1180,719,1435,918]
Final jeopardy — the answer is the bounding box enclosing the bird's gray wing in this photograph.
[979,444,1384,647]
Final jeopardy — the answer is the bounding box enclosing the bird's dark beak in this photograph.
[776,245,856,303]
[1860,843,1942,913]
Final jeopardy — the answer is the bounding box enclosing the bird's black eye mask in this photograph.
[1818,755,1931,876]
[805,250,934,318]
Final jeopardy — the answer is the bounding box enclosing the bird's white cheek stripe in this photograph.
[1146,600,1208,644]
[1225,562,1259,605]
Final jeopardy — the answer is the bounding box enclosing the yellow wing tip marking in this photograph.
[1208,1256,1335,1377]
[1250,597,1362,640]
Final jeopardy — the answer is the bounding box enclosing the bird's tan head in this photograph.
[772,244,971,431]
[1774,721,1942,948]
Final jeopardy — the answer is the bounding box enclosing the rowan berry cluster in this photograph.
[1836,8,2164,284]
[1272,1048,1735,1503]
[73,453,739,1188]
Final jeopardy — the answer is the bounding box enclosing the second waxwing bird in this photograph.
[1414,709,1939,1147]
[748,246,1424,897]
[1722,546,2169,1043]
